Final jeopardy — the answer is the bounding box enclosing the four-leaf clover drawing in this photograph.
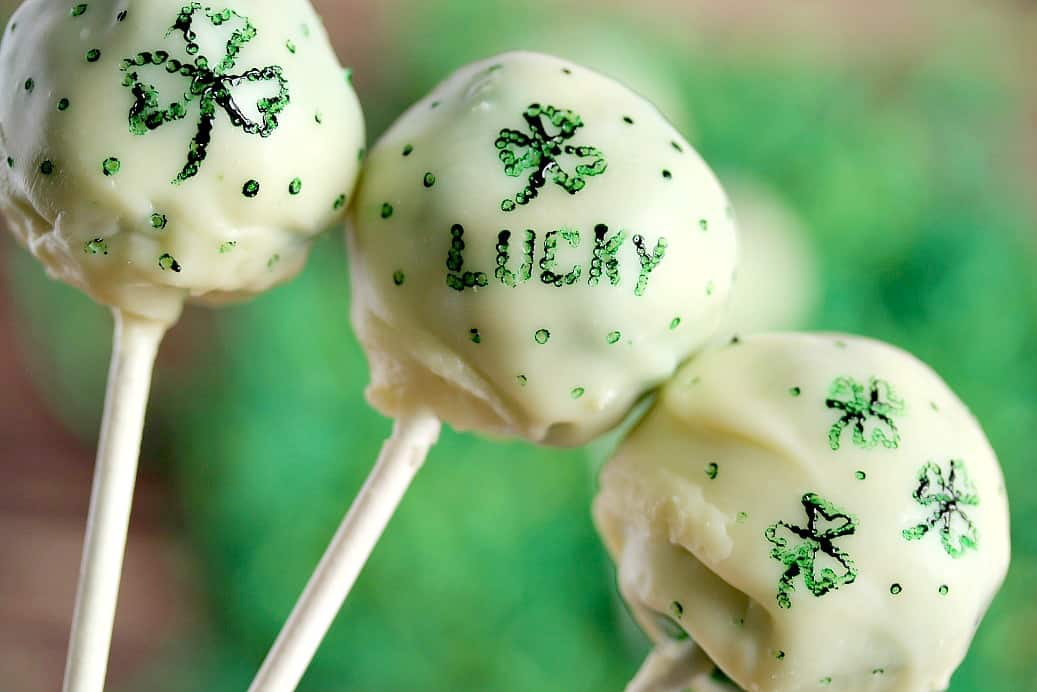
[902,460,980,558]
[765,493,859,609]
[825,377,905,451]
[495,103,607,212]
[119,3,290,183]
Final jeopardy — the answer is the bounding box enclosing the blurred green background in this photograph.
[1,0,1035,690]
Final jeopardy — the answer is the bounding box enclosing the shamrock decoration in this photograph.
[119,3,290,184]
[902,460,980,558]
[495,103,607,212]
[825,376,905,451]
[765,493,859,609]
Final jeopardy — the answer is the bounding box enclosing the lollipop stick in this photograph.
[62,310,168,692]
[249,412,441,692]
[627,640,724,692]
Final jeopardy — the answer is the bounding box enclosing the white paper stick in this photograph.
[626,640,727,692]
[249,411,442,692]
[62,310,168,692]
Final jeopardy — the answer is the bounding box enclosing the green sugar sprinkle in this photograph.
[890,584,903,596]
[790,386,802,397]
[571,387,585,400]
[158,253,181,272]
[289,178,302,195]
[622,115,634,124]
[71,4,87,16]
[39,160,54,175]
[102,157,121,176]
[534,329,551,345]
[774,650,786,661]
[344,67,353,84]
[705,462,718,480]
[57,98,70,111]
[117,10,126,21]
[286,40,296,54]
[855,470,867,481]
[392,270,405,286]
[357,148,366,161]
[402,144,413,156]
[699,219,709,231]
[333,194,347,210]
[516,375,528,387]
[150,213,167,229]
[820,678,832,687]
[86,48,101,62]
[662,169,672,180]
[469,328,481,344]
[607,331,621,345]
[24,78,33,92]
[314,111,323,124]
[84,238,108,255]
[671,141,683,153]
[736,511,749,524]
[242,179,260,198]
[706,281,715,296]
[6,157,13,168]
[423,172,436,188]
[671,601,684,618]
[219,241,237,253]
[380,203,394,219]
[267,254,280,269]
[670,317,682,330]
[939,585,949,596]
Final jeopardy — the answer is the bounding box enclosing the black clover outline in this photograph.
[765,493,859,609]
[825,376,905,451]
[494,103,607,213]
[119,3,290,184]
[902,459,979,558]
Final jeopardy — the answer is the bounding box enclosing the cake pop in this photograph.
[594,333,1010,691]
[249,51,737,691]
[0,1,364,689]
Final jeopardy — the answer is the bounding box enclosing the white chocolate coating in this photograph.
[349,52,737,446]
[595,333,1010,691]
[0,0,364,324]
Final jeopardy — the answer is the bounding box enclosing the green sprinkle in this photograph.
[86,48,101,62]
[774,650,786,661]
[662,169,672,180]
[334,194,347,210]
[516,375,528,387]
[289,178,302,195]
[736,511,749,524]
[24,78,33,92]
[344,67,353,84]
[57,98,70,111]
[670,317,681,330]
[855,470,867,481]
[670,601,684,618]
[699,219,709,231]
[158,253,181,272]
[671,141,683,153]
[314,111,322,124]
[930,401,940,412]
[267,254,280,269]
[358,147,366,161]
[622,115,634,124]
[835,340,848,349]
[102,157,121,176]
[571,387,585,399]
[300,23,310,37]
[116,10,126,21]
[939,585,949,596]
[469,328,481,344]
[71,4,88,16]
[705,462,718,480]
[607,331,621,345]
[84,238,108,255]
[423,172,436,188]
[392,270,405,286]
[790,386,802,397]
[534,329,550,345]
[820,678,832,687]
[150,213,167,229]
[39,160,54,175]
[242,179,260,198]
[380,203,394,219]
[402,144,413,156]
[6,157,13,168]
[706,281,715,296]
[430,100,440,109]
[219,241,237,253]
[286,40,296,54]
[873,669,885,676]
[890,584,903,595]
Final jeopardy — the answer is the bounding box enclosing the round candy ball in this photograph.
[595,333,1010,691]
[0,0,364,323]
[349,51,737,446]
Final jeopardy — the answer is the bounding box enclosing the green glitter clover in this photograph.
[765,493,859,609]
[119,4,290,184]
[902,460,979,558]
[825,377,905,451]
[495,103,606,213]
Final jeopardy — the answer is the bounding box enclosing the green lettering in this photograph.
[634,234,668,296]
[540,229,582,286]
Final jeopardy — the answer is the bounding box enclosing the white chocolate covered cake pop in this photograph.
[594,333,1010,691]
[0,0,364,324]
[349,51,737,446]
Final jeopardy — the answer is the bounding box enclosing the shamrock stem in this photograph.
[248,412,441,692]
[62,310,169,692]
